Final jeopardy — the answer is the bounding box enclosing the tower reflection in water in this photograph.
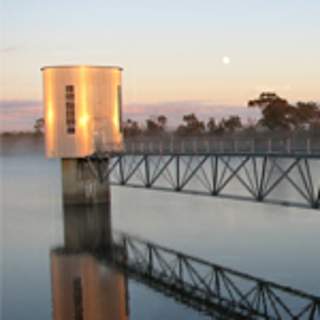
[50,203,129,320]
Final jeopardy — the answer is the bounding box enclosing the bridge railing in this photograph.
[121,137,320,155]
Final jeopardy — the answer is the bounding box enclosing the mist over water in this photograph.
[1,143,320,319]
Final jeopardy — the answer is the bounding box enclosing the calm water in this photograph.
[1,147,320,319]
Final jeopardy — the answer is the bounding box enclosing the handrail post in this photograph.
[134,142,137,154]
[268,139,272,153]
[287,138,291,154]
[307,138,311,154]
[140,141,143,153]
[149,141,153,154]
[170,136,174,153]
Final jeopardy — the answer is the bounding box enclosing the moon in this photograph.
[222,56,231,65]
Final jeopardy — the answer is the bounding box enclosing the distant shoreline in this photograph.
[0,133,44,155]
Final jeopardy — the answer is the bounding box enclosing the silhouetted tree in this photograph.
[123,119,142,137]
[157,115,167,129]
[213,124,226,135]
[34,118,44,134]
[145,118,161,135]
[248,92,320,130]
[220,115,242,133]
[207,117,217,134]
[176,113,205,136]
[144,115,168,135]
[293,102,320,128]
[248,92,293,130]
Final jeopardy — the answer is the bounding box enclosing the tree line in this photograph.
[123,93,320,137]
[29,92,320,137]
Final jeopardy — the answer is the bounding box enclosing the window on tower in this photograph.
[65,85,76,134]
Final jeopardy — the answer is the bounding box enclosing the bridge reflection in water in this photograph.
[50,204,320,320]
[114,233,320,320]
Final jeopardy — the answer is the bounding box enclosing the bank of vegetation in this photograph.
[122,93,320,141]
[1,92,320,143]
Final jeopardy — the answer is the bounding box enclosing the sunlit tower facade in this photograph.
[41,65,123,158]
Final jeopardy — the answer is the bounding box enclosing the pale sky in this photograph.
[1,0,319,130]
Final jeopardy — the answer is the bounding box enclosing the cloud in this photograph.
[0,100,42,118]
[0,100,42,132]
[254,84,292,94]
[0,99,260,132]
[124,100,261,127]
[0,46,22,53]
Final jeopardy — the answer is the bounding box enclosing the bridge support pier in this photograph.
[61,159,110,205]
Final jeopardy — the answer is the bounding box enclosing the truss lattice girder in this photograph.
[85,153,320,209]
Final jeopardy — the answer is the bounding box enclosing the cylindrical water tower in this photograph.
[41,65,124,204]
[41,65,123,158]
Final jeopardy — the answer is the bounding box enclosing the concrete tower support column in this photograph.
[61,159,110,205]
